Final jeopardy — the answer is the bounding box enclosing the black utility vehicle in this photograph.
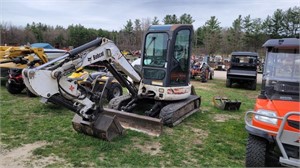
[226,51,258,90]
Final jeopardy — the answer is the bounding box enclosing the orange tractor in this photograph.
[190,56,214,82]
[245,38,299,167]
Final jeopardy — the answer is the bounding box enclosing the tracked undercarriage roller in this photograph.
[160,95,201,126]
[108,94,201,127]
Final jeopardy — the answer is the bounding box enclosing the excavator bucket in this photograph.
[212,96,241,111]
[72,114,125,141]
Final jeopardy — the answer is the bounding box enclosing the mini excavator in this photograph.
[22,24,201,141]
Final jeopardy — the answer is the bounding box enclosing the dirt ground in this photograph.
[0,142,70,168]
[213,113,241,122]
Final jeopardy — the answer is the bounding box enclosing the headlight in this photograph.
[255,109,278,125]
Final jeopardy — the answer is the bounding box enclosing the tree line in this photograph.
[1,6,299,57]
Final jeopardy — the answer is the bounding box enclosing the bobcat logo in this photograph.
[93,52,104,60]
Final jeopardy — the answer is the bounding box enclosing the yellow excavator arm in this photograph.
[0,46,48,67]
[31,48,48,64]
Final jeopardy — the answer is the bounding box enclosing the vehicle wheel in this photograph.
[200,65,209,83]
[251,81,256,90]
[108,94,132,110]
[1,69,9,86]
[226,79,232,87]
[209,71,213,80]
[190,72,195,79]
[245,134,268,167]
[6,81,24,94]
[106,82,123,101]
[26,88,37,97]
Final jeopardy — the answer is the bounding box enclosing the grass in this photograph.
[0,78,260,167]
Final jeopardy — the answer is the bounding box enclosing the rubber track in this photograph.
[159,95,200,126]
[109,94,200,127]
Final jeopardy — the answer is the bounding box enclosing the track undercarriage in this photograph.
[108,94,201,127]
[71,92,200,140]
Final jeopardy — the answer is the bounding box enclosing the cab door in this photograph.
[167,27,193,87]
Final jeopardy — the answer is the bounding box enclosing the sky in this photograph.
[1,0,298,31]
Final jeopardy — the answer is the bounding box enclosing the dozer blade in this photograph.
[72,114,125,141]
[103,108,163,137]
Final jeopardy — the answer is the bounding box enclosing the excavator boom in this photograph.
[23,38,163,140]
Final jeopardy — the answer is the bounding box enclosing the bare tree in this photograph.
[0,23,26,45]
[134,19,143,49]
[141,17,151,31]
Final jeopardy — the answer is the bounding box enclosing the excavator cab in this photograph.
[142,25,193,87]
[112,25,200,126]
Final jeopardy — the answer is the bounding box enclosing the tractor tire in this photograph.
[200,65,209,83]
[108,94,132,110]
[209,71,213,80]
[226,79,232,88]
[6,81,24,94]
[245,134,268,167]
[190,72,195,79]
[251,81,256,90]
[26,88,37,97]
[106,82,123,102]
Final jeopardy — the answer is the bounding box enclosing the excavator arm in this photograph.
[0,47,48,67]
[22,38,154,140]
[24,38,141,116]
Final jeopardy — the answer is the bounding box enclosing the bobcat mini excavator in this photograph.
[22,24,201,141]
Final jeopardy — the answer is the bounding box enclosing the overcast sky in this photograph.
[1,0,298,31]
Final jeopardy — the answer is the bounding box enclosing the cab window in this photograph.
[143,33,168,67]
